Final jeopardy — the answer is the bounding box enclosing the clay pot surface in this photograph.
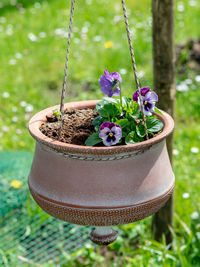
[28,100,175,226]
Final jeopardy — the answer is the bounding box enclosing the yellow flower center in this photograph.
[109,133,114,137]
[144,101,148,105]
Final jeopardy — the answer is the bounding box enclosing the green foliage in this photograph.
[85,133,102,146]
[146,118,164,133]
[53,109,61,117]
[96,101,119,119]
[86,97,163,146]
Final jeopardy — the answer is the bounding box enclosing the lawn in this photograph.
[0,0,200,266]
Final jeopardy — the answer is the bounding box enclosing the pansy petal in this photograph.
[99,128,110,138]
[112,85,121,96]
[140,87,151,96]
[104,68,113,82]
[111,72,122,83]
[111,126,122,139]
[100,122,110,130]
[145,91,158,103]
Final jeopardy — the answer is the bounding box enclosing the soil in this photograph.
[40,109,98,145]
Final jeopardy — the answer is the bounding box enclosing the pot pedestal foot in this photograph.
[90,227,118,246]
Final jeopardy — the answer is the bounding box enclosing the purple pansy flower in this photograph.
[132,87,151,102]
[99,122,122,146]
[99,69,122,97]
[133,87,158,116]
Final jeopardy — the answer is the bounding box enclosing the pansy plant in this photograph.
[85,69,163,147]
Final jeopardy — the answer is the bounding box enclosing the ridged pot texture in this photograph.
[28,100,175,226]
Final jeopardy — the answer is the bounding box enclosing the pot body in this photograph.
[28,100,175,226]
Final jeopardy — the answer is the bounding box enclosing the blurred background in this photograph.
[0,0,200,266]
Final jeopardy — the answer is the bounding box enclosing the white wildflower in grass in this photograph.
[28,33,38,42]
[182,193,190,199]
[189,0,197,6]
[195,75,200,82]
[30,8,36,14]
[113,15,122,24]
[190,147,199,154]
[15,53,22,59]
[81,33,87,40]
[0,17,6,23]
[25,104,34,113]
[177,83,189,92]
[86,0,92,5]
[98,17,105,23]
[20,101,27,107]
[136,22,143,29]
[54,28,68,38]
[2,92,10,98]
[177,2,185,12]
[191,211,199,220]
[81,26,88,34]
[73,38,80,44]
[93,35,101,42]
[16,129,22,135]
[34,2,41,8]
[138,71,145,78]
[185,78,192,85]
[12,116,18,122]
[12,106,18,112]
[25,113,31,120]
[173,149,179,155]
[19,8,25,14]
[73,27,78,33]
[6,27,13,36]
[120,69,127,75]
[39,32,46,38]
[9,59,17,65]
[2,126,9,132]
[10,0,17,6]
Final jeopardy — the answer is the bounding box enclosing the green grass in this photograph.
[0,0,200,266]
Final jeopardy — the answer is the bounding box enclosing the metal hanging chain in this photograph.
[60,0,76,116]
[121,0,149,139]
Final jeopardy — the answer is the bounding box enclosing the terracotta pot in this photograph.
[28,100,175,245]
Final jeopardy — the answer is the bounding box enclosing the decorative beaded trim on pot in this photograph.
[39,142,162,161]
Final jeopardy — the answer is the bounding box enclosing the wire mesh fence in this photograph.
[0,151,93,266]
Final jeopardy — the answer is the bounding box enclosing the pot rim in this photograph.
[28,100,174,155]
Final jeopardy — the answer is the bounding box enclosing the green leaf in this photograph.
[96,102,119,118]
[146,118,164,133]
[85,133,102,147]
[154,107,163,115]
[125,131,143,144]
[102,97,119,104]
[136,124,146,138]
[53,109,61,117]
[92,116,103,127]
[129,101,139,114]
[115,119,129,129]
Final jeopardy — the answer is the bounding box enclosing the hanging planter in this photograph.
[28,0,175,245]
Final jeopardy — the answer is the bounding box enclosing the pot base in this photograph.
[90,227,117,245]
[29,182,174,226]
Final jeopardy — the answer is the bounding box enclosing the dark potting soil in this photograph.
[40,109,98,145]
